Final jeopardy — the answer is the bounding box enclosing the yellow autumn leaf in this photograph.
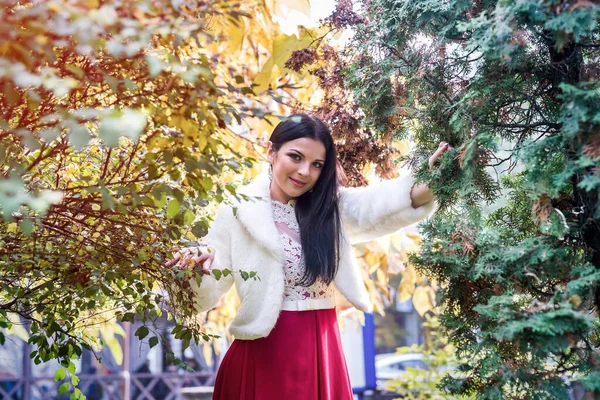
[398,278,414,303]
[254,56,274,92]
[271,32,312,69]
[372,298,385,315]
[225,16,246,53]
[212,333,222,356]
[376,268,388,285]
[106,336,123,365]
[405,229,423,245]
[82,0,99,8]
[203,342,213,367]
[364,250,381,272]
[415,270,427,285]
[393,139,411,156]
[7,223,18,233]
[361,164,374,182]
[147,136,170,151]
[270,64,282,92]
[401,263,417,287]
[412,286,435,317]
[248,12,276,51]
[429,278,439,291]
[171,116,208,150]
[96,320,125,365]
[254,30,313,91]
[365,240,385,255]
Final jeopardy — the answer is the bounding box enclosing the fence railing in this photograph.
[0,371,215,400]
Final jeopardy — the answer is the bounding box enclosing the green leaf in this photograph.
[68,124,91,151]
[70,388,83,400]
[137,249,148,261]
[121,313,135,323]
[105,74,119,94]
[212,269,222,280]
[19,217,34,236]
[57,382,70,395]
[98,109,147,147]
[135,326,149,340]
[167,199,180,219]
[183,210,195,225]
[192,221,208,238]
[66,65,85,79]
[149,336,159,348]
[71,374,80,386]
[146,55,164,78]
[54,367,66,382]
[67,362,76,374]
[152,191,167,208]
[124,78,137,93]
[40,128,60,143]
[101,189,115,211]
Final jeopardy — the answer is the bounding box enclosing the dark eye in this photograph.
[313,162,323,169]
[289,153,301,161]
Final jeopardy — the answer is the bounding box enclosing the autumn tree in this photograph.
[0,0,325,395]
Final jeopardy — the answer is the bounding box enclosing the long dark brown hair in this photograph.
[269,114,341,286]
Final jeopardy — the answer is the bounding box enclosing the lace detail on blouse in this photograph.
[271,200,334,301]
[272,199,299,232]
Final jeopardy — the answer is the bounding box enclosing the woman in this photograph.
[167,114,449,399]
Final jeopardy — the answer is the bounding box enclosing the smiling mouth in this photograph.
[289,177,307,187]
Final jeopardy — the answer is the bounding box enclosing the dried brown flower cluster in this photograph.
[284,48,318,73]
[326,0,364,29]
[583,131,600,159]
[284,1,401,186]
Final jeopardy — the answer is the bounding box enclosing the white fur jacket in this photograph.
[189,172,435,340]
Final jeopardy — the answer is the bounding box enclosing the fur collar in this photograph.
[234,173,285,263]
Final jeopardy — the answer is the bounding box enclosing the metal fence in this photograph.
[0,371,215,400]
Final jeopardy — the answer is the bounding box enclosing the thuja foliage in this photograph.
[339,0,600,397]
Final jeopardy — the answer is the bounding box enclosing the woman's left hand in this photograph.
[428,141,453,170]
[410,141,454,208]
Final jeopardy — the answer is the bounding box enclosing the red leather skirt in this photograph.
[213,308,353,400]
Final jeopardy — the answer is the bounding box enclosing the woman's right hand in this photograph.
[164,246,215,275]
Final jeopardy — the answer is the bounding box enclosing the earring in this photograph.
[268,164,273,181]
[309,187,313,193]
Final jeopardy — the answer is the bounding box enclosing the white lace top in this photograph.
[271,200,335,301]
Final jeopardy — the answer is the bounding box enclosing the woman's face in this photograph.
[268,137,327,204]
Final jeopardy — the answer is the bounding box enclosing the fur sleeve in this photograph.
[188,204,235,312]
[339,174,436,244]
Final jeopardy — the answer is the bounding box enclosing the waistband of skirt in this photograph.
[281,297,335,311]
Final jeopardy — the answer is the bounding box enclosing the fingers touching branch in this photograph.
[428,141,453,169]
[164,246,215,275]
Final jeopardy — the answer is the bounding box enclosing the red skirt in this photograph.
[213,308,353,400]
